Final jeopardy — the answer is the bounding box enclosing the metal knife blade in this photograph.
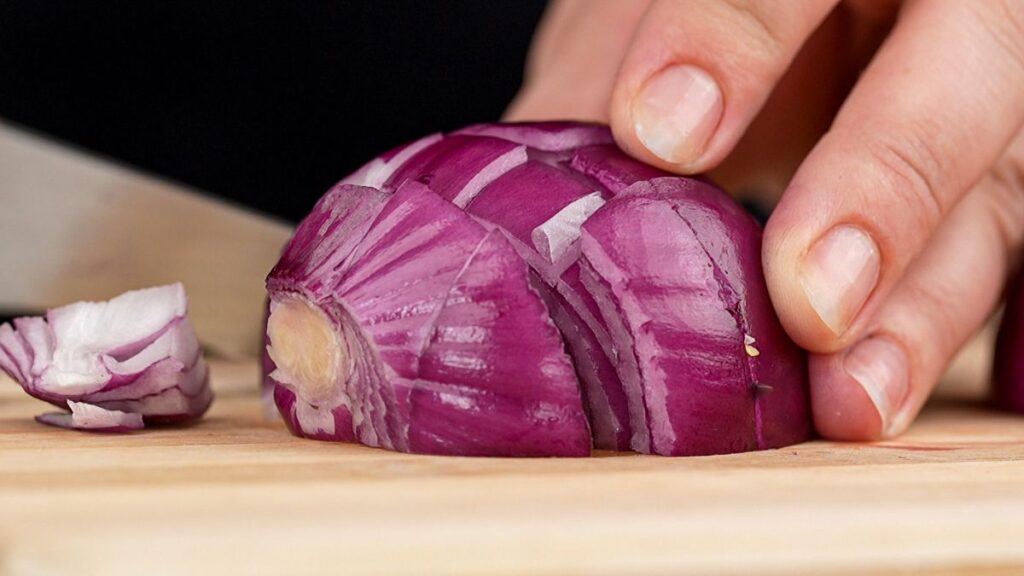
[0,120,293,358]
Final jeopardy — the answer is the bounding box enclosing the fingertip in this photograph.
[501,91,532,122]
[503,83,610,124]
[762,204,850,353]
[502,88,547,122]
[810,352,885,441]
[606,0,840,175]
[611,64,724,172]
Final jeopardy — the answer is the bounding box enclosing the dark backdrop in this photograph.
[0,1,548,222]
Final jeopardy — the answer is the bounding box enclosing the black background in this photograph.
[0,1,548,222]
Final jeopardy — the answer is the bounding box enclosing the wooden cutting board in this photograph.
[2,344,1023,576]
[2,122,1022,575]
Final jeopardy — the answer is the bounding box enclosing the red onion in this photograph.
[266,122,810,456]
[0,283,211,431]
[994,274,1024,413]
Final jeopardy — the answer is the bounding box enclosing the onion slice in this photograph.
[454,122,614,151]
[36,401,145,432]
[0,283,212,431]
[579,179,810,455]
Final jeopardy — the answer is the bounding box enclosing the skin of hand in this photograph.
[506,0,1024,441]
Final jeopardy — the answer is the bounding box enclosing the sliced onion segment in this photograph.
[36,401,145,432]
[266,180,590,456]
[579,180,810,455]
[0,283,212,432]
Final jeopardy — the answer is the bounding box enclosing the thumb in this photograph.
[608,0,837,173]
[504,0,650,123]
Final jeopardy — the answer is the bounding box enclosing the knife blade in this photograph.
[0,120,293,358]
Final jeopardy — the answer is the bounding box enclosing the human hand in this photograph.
[506,0,1024,440]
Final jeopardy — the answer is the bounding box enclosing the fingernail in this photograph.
[800,225,880,335]
[843,336,909,435]
[632,64,722,165]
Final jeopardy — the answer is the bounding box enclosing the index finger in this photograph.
[764,0,1024,351]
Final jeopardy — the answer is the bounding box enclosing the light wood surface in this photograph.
[1,345,1022,576]
[0,121,293,358]
[2,121,1021,575]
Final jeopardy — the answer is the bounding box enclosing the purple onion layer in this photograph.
[0,283,212,432]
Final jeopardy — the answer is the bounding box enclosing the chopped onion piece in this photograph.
[36,401,144,432]
[531,192,605,266]
[0,283,212,432]
[454,122,613,151]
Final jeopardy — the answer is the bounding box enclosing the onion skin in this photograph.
[267,122,810,456]
[994,274,1024,413]
[35,401,145,432]
[0,284,211,432]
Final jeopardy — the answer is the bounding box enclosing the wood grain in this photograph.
[2,120,1020,575]
[2,358,1023,576]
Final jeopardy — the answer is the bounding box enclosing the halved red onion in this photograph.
[266,180,590,456]
[0,283,211,431]
[267,121,810,456]
[994,274,1024,414]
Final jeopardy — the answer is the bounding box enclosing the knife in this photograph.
[0,120,293,358]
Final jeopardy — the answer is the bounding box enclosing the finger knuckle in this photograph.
[864,124,951,235]
[898,274,962,355]
[976,1,1024,76]
[984,152,1024,257]
[716,0,788,67]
